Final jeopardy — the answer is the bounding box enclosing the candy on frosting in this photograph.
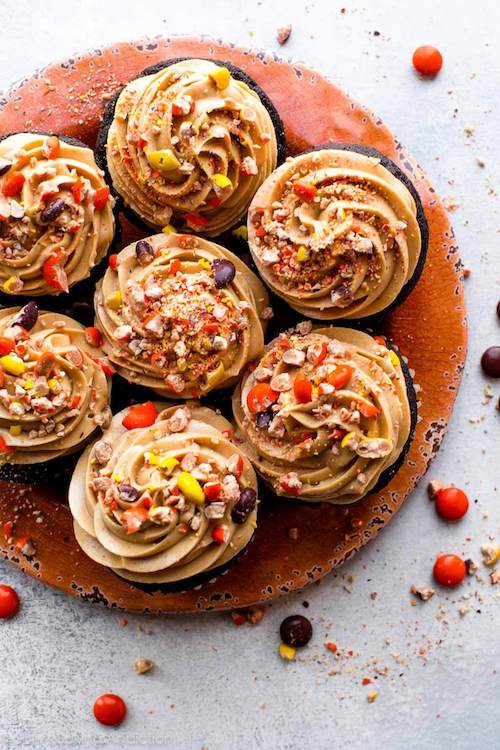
[69,403,259,584]
[0,306,112,465]
[105,59,278,236]
[247,149,422,319]
[0,133,115,296]
[94,232,270,398]
[232,324,412,504]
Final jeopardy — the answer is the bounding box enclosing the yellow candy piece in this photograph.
[297,246,309,262]
[162,224,176,234]
[106,291,122,310]
[23,378,34,390]
[176,471,205,506]
[149,454,179,472]
[47,378,59,393]
[112,473,122,483]
[213,173,233,189]
[0,355,26,376]
[209,66,231,90]
[341,431,356,449]
[388,350,400,367]
[197,258,211,270]
[3,276,18,293]
[278,643,296,661]
[367,691,378,703]
[232,225,248,240]
[9,425,21,436]
[147,149,180,172]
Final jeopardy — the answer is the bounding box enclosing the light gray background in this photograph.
[0,1,499,749]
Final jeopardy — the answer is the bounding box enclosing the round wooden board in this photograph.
[0,37,466,613]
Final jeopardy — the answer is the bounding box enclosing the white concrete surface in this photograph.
[0,1,499,749]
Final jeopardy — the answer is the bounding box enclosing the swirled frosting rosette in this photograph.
[232,324,414,504]
[95,232,270,398]
[101,58,281,236]
[69,402,259,585]
[247,147,425,319]
[0,305,112,466]
[0,133,115,296]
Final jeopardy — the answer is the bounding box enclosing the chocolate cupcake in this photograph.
[94,232,270,398]
[247,146,427,320]
[0,132,115,296]
[97,57,285,236]
[0,305,112,471]
[232,324,416,504]
[69,402,259,586]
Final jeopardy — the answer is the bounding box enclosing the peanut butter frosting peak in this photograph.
[0,306,112,465]
[0,133,115,296]
[106,59,278,236]
[69,403,259,584]
[95,232,270,398]
[232,324,412,504]
[247,149,422,319]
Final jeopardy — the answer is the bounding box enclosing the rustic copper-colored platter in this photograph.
[0,37,466,613]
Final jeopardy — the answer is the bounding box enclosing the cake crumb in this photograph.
[276,24,292,45]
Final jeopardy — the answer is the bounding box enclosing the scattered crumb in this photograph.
[481,546,500,566]
[465,559,478,576]
[410,585,435,601]
[134,658,155,674]
[490,570,500,585]
[276,24,292,45]
[367,690,378,703]
[427,480,442,500]
[476,157,485,167]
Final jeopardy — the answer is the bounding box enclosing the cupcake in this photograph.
[69,402,259,586]
[0,132,115,296]
[232,324,416,504]
[94,232,270,398]
[247,145,428,320]
[0,304,112,470]
[97,57,285,236]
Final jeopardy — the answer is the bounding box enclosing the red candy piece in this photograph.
[412,46,443,76]
[433,554,466,587]
[85,327,103,347]
[327,364,354,389]
[42,250,68,292]
[246,383,278,413]
[2,172,25,197]
[0,585,20,619]
[122,402,158,430]
[292,181,317,202]
[93,694,127,726]
[93,186,110,209]
[435,487,469,520]
[293,372,313,403]
[0,337,15,355]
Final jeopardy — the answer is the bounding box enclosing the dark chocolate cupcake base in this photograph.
[111,532,255,597]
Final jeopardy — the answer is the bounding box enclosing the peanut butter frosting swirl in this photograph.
[248,149,422,319]
[0,133,115,296]
[233,324,412,504]
[69,403,259,584]
[95,232,270,398]
[105,58,278,236]
[0,306,112,465]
